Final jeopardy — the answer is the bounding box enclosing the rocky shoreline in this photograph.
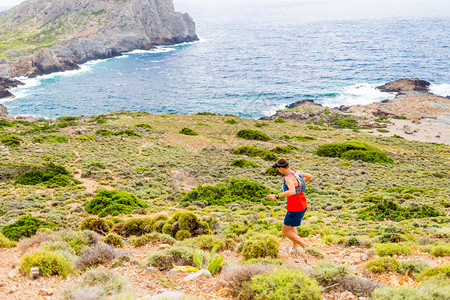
[264,78,450,144]
[0,0,198,99]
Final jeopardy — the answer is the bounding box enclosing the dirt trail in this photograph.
[73,145,114,193]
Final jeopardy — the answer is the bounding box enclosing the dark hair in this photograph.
[272,158,289,168]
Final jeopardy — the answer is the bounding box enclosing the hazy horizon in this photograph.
[1,0,450,20]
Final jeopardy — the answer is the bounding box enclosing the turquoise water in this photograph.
[4,0,450,118]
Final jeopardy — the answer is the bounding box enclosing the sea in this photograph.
[2,0,450,119]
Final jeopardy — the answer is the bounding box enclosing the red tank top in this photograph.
[285,172,307,212]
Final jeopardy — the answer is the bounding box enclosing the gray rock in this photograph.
[29,267,40,280]
[167,268,180,277]
[182,269,211,282]
[73,128,88,135]
[403,125,417,134]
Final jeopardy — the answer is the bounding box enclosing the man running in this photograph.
[267,158,312,253]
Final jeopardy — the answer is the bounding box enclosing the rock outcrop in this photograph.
[0,77,23,98]
[0,0,198,97]
[377,78,431,94]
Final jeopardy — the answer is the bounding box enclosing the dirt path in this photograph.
[73,145,114,193]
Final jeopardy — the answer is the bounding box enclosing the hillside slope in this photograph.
[0,0,197,78]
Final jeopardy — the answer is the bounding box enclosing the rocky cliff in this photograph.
[0,0,197,96]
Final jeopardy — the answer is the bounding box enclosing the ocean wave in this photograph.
[430,83,450,97]
[319,83,396,107]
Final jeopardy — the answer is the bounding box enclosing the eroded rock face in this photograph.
[0,77,23,99]
[1,0,198,78]
[0,104,8,117]
[377,78,431,93]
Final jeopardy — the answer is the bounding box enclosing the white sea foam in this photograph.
[430,83,450,97]
[321,83,396,107]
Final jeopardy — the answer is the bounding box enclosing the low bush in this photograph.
[417,264,450,281]
[85,190,149,217]
[80,217,110,235]
[75,244,131,270]
[146,246,207,271]
[230,159,259,168]
[19,251,73,278]
[183,235,225,251]
[32,135,69,143]
[225,119,238,124]
[128,232,176,247]
[15,162,77,187]
[430,244,450,257]
[179,127,198,136]
[135,123,153,129]
[0,135,21,147]
[61,267,134,299]
[241,234,279,260]
[364,257,400,273]
[0,233,16,248]
[233,145,277,161]
[398,260,430,278]
[2,216,55,241]
[312,262,348,286]
[95,129,140,137]
[249,268,321,300]
[103,233,125,248]
[219,264,275,298]
[237,129,270,141]
[373,282,450,300]
[314,142,394,164]
[305,246,325,258]
[373,243,413,256]
[264,167,281,177]
[358,199,443,222]
[180,178,271,206]
[175,229,191,241]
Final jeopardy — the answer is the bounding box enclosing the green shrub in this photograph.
[271,145,299,154]
[345,237,361,246]
[376,129,390,133]
[175,230,191,241]
[87,162,106,169]
[128,232,176,247]
[32,135,69,143]
[0,135,21,147]
[312,262,348,286]
[230,159,259,168]
[243,258,285,265]
[255,123,269,127]
[0,233,16,248]
[104,233,125,248]
[237,129,270,141]
[417,264,450,281]
[336,118,357,129]
[75,135,94,141]
[373,243,413,256]
[225,119,238,124]
[19,251,73,278]
[305,246,325,258]
[178,212,198,231]
[373,282,450,300]
[85,190,149,217]
[242,234,279,260]
[398,260,430,277]
[249,268,321,300]
[264,167,281,177]
[358,199,442,222]
[15,162,76,187]
[146,246,207,271]
[233,145,277,161]
[430,244,450,257]
[2,216,55,241]
[364,257,400,273]
[314,142,393,164]
[180,178,271,206]
[80,217,110,235]
[183,235,225,251]
[135,123,153,129]
[180,127,198,136]
[274,118,286,123]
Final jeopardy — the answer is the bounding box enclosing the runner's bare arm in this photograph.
[300,171,312,183]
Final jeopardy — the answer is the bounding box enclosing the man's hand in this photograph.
[267,194,277,200]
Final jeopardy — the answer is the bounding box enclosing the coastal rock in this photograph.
[0,0,198,92]
[0,104,8,118]
[262,99,337,122]
[377,78,431,94]
[403,125,417,134]
[0,77,23,99]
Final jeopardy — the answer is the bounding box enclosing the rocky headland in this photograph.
[265,78,450,144]
[0,0,198,97]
